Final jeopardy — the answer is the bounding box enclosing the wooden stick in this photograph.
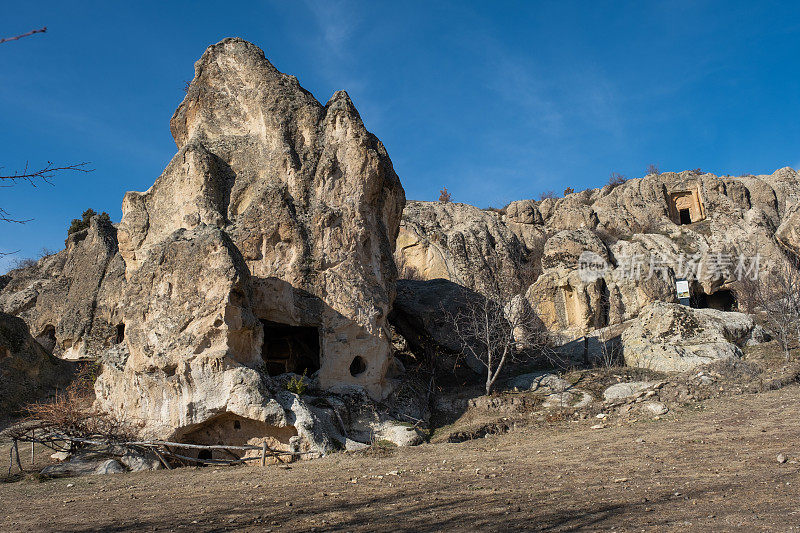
[151,447,172,470]
[8,444,12,476]
[166,451,249,465]
[261,441,267,467]
[13,440,22,473]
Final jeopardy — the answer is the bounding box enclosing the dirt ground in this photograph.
[3,384,800,532]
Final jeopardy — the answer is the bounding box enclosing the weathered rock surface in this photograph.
[396,201,542,295]
[94,37,405,446]
[603,381,655,401]
[0,312,72,415]
[41,453,126,477]
[398,168,799,343]
[621,302,765,372]
[0,216,125,360]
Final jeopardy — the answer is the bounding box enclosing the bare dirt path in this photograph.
[3,385,800,532]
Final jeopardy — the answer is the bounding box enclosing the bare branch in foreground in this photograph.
[0,161,93,185]
[0,27,47,45]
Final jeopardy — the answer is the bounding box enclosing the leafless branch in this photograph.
[0,162,93,223]
[750,252,800,359]
[0,161,93,185]
[0,27,47,45]
[443,278,551,394]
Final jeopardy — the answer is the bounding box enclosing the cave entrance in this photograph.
[669,189,705,225]
[706,289,737,312]
[691,288,737,312]
[260,320,320,376]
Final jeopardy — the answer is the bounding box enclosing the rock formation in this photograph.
[621,302,766,372]
[0,312,73,416]
[1,38,408,453]
[2,36,799,455]
[96,38,405,446]
[0,216,125,360]
[395,168,799,346]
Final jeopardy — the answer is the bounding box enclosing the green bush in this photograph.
[68,208,111,236]
[286,370,308,395]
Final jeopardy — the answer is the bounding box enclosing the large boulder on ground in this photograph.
[621,302,766,372]
[0,312,72,416]
[95,37,405,446]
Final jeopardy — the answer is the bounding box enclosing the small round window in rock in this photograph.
[349,356,367,376]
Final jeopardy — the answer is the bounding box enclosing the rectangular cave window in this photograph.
[669,189,705,225]
[115,323,125,344]
[260,319,320,376]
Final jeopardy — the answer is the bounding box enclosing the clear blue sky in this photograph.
[2,1,800,271]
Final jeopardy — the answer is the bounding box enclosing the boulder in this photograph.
[41,454,126,477]
[506,372,571,392]
[602,381,655,401]
[621,302,764,372]
[640,401,668,416]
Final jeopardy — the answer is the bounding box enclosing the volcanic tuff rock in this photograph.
[621,302,767,372]
[0,216,125,360]
[94,37,405,443]
[395,168,800,346]
[0,312,73,415]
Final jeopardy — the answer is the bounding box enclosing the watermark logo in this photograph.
[578,250,760,282]
[578,251,610,282]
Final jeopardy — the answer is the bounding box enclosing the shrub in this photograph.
[608,172,626,188]
[12,257,37,270]
[539,190,558,201]
[563,187,575,196]
[286,370,308,395]
[438,187,451,203]
[646,164,660,176]
[67,208,111,236]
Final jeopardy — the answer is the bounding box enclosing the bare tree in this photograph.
[646,164,660,176]
[445,282,550,394]
[750,253,800,359]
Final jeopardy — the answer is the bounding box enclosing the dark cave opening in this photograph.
[260,319,320,376]
[692,288,737,312]
[115,323,125,344]
[349,355,367,376]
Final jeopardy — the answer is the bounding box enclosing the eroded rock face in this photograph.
[95,37,405,442]
[0,312,72,415]
[621,302,765,372]
[397,168,799,343]
[396,201,541,295]
[0,217,125,360]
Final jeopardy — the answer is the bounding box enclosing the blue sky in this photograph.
[2,1,799,271]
